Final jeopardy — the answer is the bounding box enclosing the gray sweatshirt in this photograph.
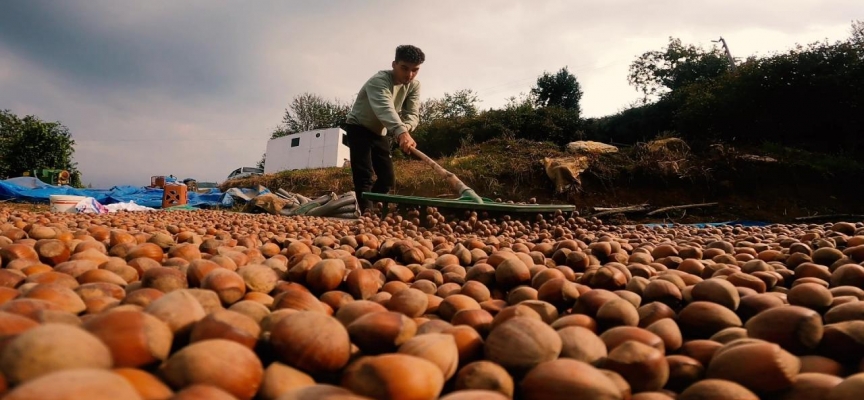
[346,70,421,137]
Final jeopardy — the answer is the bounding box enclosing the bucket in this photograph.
[49,195,86,213]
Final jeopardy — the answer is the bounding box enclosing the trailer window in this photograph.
[291,138,300,147]
[342,133,349,146]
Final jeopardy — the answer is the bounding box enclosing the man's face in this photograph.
[392,60,421,85]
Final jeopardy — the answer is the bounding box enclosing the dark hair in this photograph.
[395,45,425,64]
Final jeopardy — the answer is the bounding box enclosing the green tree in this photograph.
[0,110,81,186]
[277,92,352,138]
[503,91,537,112]
[419,98,444,124]
[628,37,732,100]
[259,93,352,167]
[530,67,584,115]
[413,89,481,155]
[440,89,481,119]
[669,24,864,152]
[419,89,480,123]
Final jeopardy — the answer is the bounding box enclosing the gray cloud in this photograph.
[0,0,859,187]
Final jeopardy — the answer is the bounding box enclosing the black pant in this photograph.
[345,124,394,211]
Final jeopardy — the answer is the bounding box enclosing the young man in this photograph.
[344,45,424,213]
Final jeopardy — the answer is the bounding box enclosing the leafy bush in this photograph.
[581,99,677,145]
[671,37,864,153]
[588,23,863,154]
[413,106,582,157]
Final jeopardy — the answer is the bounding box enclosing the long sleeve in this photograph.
[345,70,422,137]
[365,75,409,136]
[400,80,421,133]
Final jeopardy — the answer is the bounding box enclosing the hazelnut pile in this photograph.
[0,206,863,400]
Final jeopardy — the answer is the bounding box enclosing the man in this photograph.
[344,44,423,213]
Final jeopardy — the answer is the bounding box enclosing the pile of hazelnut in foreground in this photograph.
[0,207,863,400]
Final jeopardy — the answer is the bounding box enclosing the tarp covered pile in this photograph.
[278,190,360,219]
[238,187,360,219]
[0,177,232,209]
[1,177,359,218]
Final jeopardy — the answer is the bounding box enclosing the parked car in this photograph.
[226,167,264,181]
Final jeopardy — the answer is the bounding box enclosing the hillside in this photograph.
[222,138,864,224]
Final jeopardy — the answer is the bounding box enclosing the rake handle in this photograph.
[408,147,484,204]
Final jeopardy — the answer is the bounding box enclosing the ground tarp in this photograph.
[0,177,231,209]
[639,220,772,228]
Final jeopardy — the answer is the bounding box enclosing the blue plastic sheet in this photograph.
[640,220,772,228]
[0,177,231,209]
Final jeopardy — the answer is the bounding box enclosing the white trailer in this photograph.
[264,127,351,174]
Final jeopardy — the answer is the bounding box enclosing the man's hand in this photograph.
[397,132,417,154]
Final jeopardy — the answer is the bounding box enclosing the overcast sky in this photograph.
[0,1,859,188]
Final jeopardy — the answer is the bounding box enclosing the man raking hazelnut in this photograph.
[344,45,424,213]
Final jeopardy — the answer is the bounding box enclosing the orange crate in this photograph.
[162,183,188,208]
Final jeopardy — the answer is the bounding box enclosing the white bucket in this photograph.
[49,195,86,213]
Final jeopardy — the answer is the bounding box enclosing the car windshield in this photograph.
[227,167,263,180]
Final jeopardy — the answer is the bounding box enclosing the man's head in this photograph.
[392,45,424,85]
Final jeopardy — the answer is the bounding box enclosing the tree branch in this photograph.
[645,202,719,216]
[794,214,864,222]
[592,204,649,211]
[590,205,650,218]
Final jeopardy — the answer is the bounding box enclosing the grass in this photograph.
[222,166,354,198]
[442,139,564,197]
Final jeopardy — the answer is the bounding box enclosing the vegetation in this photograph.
[627,37,733,101]
[411,67,583,157]
[0,110,81,187]
[531,66,584,114]
[668,33,863,153]
[419,89,481,121]
[589,21,864,153]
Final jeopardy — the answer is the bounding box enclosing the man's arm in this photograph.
[400,81,422,133]
[365,75,409,136]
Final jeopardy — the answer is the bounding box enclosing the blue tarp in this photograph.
[0,177,232,209]
[640,220,772,228]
